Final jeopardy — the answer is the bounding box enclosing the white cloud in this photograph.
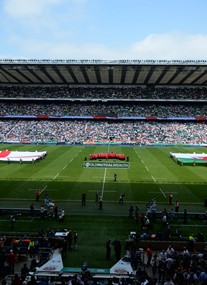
[130,33,207,60]
[3,32,207,60]
[15,40,115,60]
[32,33,207,60]
[3,0,64,18]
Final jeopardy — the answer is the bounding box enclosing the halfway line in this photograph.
[101,168,107,199]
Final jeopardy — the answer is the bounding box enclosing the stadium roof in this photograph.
[0,59,207,86]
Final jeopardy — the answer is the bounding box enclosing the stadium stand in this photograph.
[1,60,207,284]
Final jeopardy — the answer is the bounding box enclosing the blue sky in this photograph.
[0,0,207,60]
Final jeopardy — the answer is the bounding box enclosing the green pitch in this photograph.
[1,144,207,268]
[0,144,207,207]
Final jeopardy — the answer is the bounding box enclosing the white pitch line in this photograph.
[69,150,82,163]
[135,151,167,184]
[171,224,207,228]
[142,176,162,183]
[0,219,33,223]
[29,185,48,193]
[42,176,54,178]
[45,189,59,191]
[149,191,178,194]
[159,187,166,198]
[53,173,59,180]
[41,185,47,193]
[100,144,111,199]
[63,165,67,170]
[101,168,107,199]
[88,190,118,193]
[151,175,156,182]
[93,176,107,179]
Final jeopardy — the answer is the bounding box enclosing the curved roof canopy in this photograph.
[0,59,207,86]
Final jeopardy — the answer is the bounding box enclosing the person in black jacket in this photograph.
[113,239,121,261]
[106,240,111,260]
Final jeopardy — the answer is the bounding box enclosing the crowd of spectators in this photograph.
[0,231,57,278]
[0,86,207,145]
[1,102,207,117]
[0,85,207,100]
[0,85,207,146]
[130,244,207,284]
[2,236,207,285]
[0,227,78,278]
[0,120,207,145]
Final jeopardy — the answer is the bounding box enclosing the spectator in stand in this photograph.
[182,247,190,257]
[173,267,184,285]
[21,263,30,279]
[151,252,159,277]
[146,246,152,267]
[11,274,22,285]
[158,259,166,284]
[164,276,175,285]
[1,85,207,100]
[38,279,47,285]
[166,245,175,257]
[7,249,16,274]
[159,250,167,261]
[2,119,207,145]
[1,119,207,145]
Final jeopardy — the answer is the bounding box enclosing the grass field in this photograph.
[0,144,207,268]
[1,144,207,205]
